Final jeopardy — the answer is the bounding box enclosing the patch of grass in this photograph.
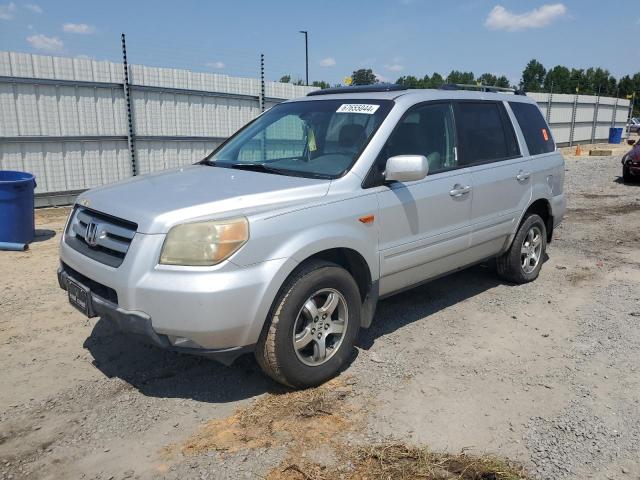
[268,443,529,480]
[180,377,355,455]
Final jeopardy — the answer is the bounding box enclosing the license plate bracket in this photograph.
[67,279,91,317]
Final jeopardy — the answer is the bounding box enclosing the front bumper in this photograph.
[59,231,298,355]
[57,265,253,364]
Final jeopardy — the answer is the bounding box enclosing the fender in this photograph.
[230,195,381,340]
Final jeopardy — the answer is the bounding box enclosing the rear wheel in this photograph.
[497,214,547,284]
[255,260,360,388]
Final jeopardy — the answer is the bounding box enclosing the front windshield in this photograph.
[206,99,393,179]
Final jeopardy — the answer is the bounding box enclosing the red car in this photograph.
[622,141,640,182]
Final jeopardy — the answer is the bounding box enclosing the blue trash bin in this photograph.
[608,127,623,144]
[0,170,36,245]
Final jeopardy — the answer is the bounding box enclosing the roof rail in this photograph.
[440,83,526,96]
[307,83,407,96]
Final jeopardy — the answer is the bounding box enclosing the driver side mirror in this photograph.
[384,155,429,183]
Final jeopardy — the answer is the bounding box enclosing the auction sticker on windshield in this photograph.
[336,104,380,114]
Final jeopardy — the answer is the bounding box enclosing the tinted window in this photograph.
[379,102,457,177]
[509,102,555,155]
[454,102,519,165]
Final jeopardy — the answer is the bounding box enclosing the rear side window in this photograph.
[454,102,519,165]
[509,102,555,155]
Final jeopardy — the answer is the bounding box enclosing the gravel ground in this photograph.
[1,153,639,480]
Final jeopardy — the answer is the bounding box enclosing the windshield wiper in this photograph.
[228,163,288,175]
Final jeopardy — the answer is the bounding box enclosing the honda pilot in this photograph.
[58,84,566,388]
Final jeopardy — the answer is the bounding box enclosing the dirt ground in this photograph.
[1,152,639,480]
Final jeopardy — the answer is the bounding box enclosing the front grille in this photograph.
[62,262,118,305]
[65,207,137,268]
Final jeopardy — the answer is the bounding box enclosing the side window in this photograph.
[454,102,519,165]
[509,102,555,155]
[382,102,457,176]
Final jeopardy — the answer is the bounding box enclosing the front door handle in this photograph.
[449,184,471,197]
[516,171,531,182]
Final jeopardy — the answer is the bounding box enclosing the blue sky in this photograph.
[0,0,637,85]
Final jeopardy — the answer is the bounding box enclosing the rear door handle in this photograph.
[516,171,531,182]
[449,184,471,197]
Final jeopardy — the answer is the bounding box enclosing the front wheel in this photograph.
[623,166,633,183]
[255,260,360,388]
[497,214,547,284]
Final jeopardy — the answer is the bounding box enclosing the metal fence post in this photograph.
[121,33,138,176]
[260,53,265,112]
[626,91,636,138]
[591,94,600,144]
[546,82,553,124]
[611,97,618,128]
[569,93,578,147]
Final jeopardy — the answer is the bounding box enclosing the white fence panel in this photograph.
[0,51,634,205]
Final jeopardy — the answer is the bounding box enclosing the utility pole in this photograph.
[299,30,308,86]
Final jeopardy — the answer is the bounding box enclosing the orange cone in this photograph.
[575,145,582,156]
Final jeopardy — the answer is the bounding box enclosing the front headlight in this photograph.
[159,217,249,266]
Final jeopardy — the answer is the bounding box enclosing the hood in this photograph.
[77,165,331,233]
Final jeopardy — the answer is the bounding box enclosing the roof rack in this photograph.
[307,83,407,96]
[440,83,526,96]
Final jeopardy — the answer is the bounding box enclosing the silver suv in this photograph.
[58,85,566,388]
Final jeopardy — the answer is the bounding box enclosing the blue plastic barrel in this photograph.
[608,127,623,144]
[0,171,36,245]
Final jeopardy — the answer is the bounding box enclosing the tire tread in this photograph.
[255,260,339,387]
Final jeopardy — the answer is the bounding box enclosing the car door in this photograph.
[372,102,473,296]
[453,100,532,258]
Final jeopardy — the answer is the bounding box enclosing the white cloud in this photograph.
[25,4,42,13]
[0,2,16,20]
[384,63,404,72]
[63,23,95,34]
[27,34,64,52]
[319,57,336,67]
[485,3,567,31]
[205,61,225,69]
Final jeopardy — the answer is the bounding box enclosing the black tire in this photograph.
[255,260,360,389]
[497,214,547,284]
[623,166,633,183]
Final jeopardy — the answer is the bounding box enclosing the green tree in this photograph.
[478,73,497,86]
[429,72,445,88]
[351,69,378,85]
[521,59,546,92]
[495,76,511,88]
[568,68,585,93]
[396,75,422,88]
[543,65,571,93]
[312,80,330,89]
[279,75,291,83]
[446,70,474,85]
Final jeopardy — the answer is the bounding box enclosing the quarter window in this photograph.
[454,102,519,165]
[509,102,555,155]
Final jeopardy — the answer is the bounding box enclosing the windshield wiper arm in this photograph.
[228,163,287,175]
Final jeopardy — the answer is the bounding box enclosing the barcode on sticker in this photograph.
[336,104,380,114]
